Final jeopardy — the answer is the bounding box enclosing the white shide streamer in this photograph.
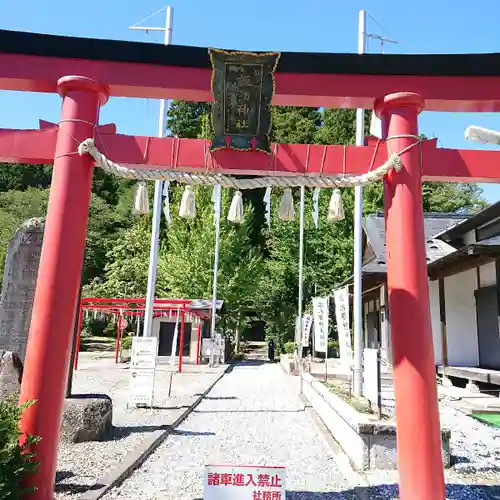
[312,187,320,229]
[264,187,271,228]
[162,180,172,225]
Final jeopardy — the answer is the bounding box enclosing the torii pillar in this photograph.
[18,76,108,500]
[375,93,446,500]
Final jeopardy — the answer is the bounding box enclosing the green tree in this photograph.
[83,215,151,298]
[0,188,124,287]
[157,185,264,338]
[166,101,212,138]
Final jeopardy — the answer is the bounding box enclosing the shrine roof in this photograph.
[362,212,468,275]
[2,29,500,77]
[437,200,500,243]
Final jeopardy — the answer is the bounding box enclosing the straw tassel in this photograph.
[132,181,149,215]
[278,188,295,221]
[328,188,345,222]
[227,190,244,224]
[179,185,196,219]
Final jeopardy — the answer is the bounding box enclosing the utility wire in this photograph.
[367,12,395,40]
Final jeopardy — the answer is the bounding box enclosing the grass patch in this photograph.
[472,412,500,428]
[322,380,374,415]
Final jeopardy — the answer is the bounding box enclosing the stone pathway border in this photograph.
[80,364,232,500]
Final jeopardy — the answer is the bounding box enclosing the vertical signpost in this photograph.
[128,336,157,407]
[312,297,329,381]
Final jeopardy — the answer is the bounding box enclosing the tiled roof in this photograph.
[363,212,468,274]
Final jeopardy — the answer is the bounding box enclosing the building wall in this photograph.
[443,269,479,367]
[479,261,496,288]
[374,267,482,368]
[151,316,199,363]
[428,280,442,366]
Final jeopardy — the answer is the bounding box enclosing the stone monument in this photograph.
[0,218,45,361]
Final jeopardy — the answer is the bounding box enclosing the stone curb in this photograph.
[80,364,232,500]
[299,392,371,500]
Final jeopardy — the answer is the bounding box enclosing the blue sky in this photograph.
[1,0,500,201]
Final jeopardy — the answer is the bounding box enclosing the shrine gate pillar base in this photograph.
[374,92,445,500]
[18,76,108,500]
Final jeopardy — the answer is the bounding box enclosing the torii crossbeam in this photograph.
[3,28,500,500]
[1,123,498,182]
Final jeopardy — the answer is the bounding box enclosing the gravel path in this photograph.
[440,399,500,477]
[103,361,357,500]
[55,357,226,499]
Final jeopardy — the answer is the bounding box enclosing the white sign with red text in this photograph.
[204,465,286,500]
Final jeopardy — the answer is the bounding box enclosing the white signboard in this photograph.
[202,338,212,358]
[204,465,286,500]
[129,368,155,406]
[130,337,157,369]
[312,297,329,353]
[128,337,157,406]
[333,286,353,367]
[301,314,313,347]
[201,336,225,363]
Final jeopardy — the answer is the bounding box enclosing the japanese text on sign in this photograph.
[128,336,157,406]
[312,297,329,353]
[301,315,313,347]
[204,465,286,500]
[224,64,263,136]
[333,286,352,368]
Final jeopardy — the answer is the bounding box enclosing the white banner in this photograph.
[301,314,313,347]
[204,465,286,500]
[333,286,352,367]
[312,297,329,353]
[129,337,157,406]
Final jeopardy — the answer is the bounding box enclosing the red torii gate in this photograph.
[74,298,201,370]
[2,29,500,500]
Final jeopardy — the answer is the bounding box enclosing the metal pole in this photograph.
[298,185,305,357]
[140,6,173,338]
[353,9,366,397]
[209,185,222,367]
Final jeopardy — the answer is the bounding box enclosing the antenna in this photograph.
[366,33,398,54]
[129,5,173,45]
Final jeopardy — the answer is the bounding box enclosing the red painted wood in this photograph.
[0,128,499,182]
[377,93,446,500]
[2,52,500,112]
[18,76,109,500]
[38,119,117,134]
